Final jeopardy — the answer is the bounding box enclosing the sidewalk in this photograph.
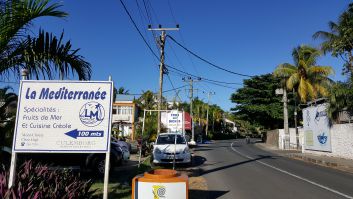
[256,143,353,174]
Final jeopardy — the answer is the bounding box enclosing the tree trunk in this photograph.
[348,51,353,79]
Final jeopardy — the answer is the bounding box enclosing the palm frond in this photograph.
[307,66,334,76]
[305,81,316,100]
[0,30,91,80]
[24,30,91,80]
[0,0,67,52]
[273,63,296,78]
[298,77,308,102]
[286,73,299,90]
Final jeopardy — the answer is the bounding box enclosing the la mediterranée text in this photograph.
[25,87,107,100]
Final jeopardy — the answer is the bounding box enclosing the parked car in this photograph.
[152,133,191,165]
[111,137,130,161]
[128,140,139,154]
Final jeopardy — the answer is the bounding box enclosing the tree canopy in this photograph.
[230,74,291,132]
[0,0,91,80]
[274,45,334,103]
[313,3,353,77]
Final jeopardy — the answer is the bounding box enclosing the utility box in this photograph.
[132,169,188,199]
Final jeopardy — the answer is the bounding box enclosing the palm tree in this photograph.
[274,45,334,103]
[0,87,18,148]
[113,86,129,102]
[118,87,129,94]
[327,81,353,122]
[0,0,91,80]
[137,90,157,111]
[313,3,353,77]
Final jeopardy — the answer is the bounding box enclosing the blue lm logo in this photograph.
[317,132,328,144]
[79,102,105,127]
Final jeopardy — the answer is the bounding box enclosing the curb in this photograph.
[256,143,353,174]
[287,153,353,174]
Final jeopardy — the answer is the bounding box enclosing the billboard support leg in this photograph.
[8,152,17,188]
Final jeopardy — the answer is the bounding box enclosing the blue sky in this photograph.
[2,0,350,111]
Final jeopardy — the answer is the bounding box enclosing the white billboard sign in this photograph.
[161,110,183,132]
[13,80,113,153]
[303,103,332,152]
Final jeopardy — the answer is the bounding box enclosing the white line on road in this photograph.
[230,141,353,199]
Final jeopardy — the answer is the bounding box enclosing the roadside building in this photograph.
[112,95,138,140]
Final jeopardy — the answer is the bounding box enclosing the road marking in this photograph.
[230,141,353,199]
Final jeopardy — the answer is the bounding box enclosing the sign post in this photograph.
[8,80,113,199]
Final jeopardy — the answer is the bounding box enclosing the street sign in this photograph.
[161,110,184,132]
[13,80,113,153]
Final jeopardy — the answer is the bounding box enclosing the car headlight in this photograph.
[154,148,162,154]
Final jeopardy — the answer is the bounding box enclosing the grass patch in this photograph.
[91,156,154,199]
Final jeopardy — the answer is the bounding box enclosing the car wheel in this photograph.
[116,154,123,166]
[93,157,108,176]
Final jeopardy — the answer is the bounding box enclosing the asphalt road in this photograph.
[194,139,353,199]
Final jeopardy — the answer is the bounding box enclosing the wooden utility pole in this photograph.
[204,91,215,137]
[283,87,289,149]
[148,25,179,134]
[183,76,200,143]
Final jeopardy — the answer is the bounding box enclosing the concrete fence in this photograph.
[267,123,353,160]
[305,123,353,160]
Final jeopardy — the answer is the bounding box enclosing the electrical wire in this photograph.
[166,64,242,85]
[116,84,187,96]
[119,0,159,61]
[166,0,201,76]
[167,35,254,77]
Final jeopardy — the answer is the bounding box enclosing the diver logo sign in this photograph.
[317,132,328,144]
[152,185,166,199]
[79,102,105,127]
[13,80,113,152]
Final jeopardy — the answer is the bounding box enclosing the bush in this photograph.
[0,160,98,199]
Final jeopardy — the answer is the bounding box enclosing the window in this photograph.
[112,108,117,114]
[156,134,186,145]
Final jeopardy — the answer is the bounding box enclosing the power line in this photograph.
[166,0,201,76]
[167,35,254,77]
[168,68,239,90]
[166,64,242,85]
[116,85,187,96]
[119,0,159,61]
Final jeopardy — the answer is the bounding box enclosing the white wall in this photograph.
[278,128,304,150]
[304,123,353,160]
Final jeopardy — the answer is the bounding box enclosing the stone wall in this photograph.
[266,129,279,147]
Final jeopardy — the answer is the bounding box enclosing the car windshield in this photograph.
[156,134,186,145]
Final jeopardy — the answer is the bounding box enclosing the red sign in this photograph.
[184,112,191,130]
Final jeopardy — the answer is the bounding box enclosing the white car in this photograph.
[152,133,192,165]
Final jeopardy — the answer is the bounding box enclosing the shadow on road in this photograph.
[189,189,229,199]
[200,155,276,175]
